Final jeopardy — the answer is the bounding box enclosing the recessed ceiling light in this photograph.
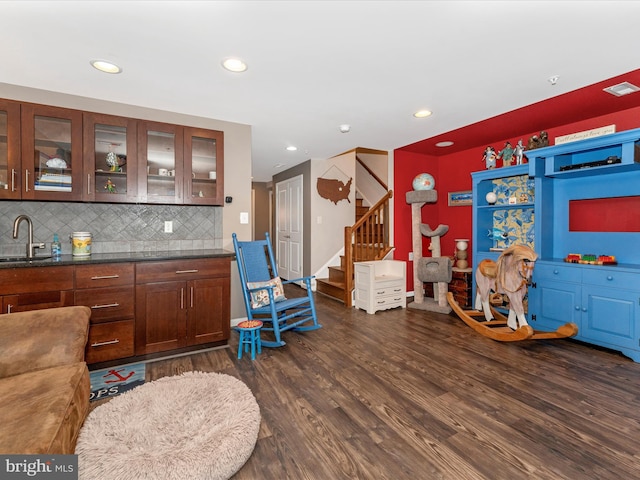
[413,110,432,118]
[222,57,248,73]
[603,82,640,97]
[286,146,297,151]
[436,141,454,147]
[90,60,122,74]
[339,124,351,133]
[274,163,285,168]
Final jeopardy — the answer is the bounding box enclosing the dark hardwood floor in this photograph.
[124,286,640,479]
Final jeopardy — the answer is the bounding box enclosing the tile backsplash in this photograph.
[0,201,222,256]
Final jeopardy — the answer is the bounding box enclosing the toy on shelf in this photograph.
[564,253,617,265]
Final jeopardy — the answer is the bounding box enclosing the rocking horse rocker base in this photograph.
[447,292,578,342]
[446,244,578,342]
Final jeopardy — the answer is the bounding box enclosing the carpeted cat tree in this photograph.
[406,189,452,314]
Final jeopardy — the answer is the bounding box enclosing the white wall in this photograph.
[310,150,356,275]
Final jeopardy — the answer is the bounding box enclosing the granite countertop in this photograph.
[0,249,235,269]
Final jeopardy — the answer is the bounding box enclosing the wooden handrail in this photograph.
[356,155,388,191]
[344,190,393,307]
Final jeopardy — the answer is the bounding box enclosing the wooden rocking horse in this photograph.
[448,244,578,342]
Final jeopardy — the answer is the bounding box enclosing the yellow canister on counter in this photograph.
[71,232,92,257]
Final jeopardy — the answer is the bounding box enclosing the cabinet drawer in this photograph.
[374,297,405,309]
[86,319,135,364]
[136,258,230,283]
[534,263,581,283]
[74,286,135,323]
[581,268,639,290]
[0,266,74,294]
[75,263,134,288]
[374,283,404,297]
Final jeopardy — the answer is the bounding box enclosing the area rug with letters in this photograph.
[76,371,261,480]
[89,362,146,401]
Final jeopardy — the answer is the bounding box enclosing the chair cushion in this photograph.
[247,277,287,308]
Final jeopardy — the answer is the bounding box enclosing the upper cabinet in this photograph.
[184,127,224,206]
[0,99,225,206]
[21,103,83,201]
[83,112,138,203]
[137,122,224,206]
[0,99,20,199]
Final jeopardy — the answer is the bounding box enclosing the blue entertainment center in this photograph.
[472,128,640,362]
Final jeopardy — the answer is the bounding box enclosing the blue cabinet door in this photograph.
[582,285,639,351]
[531,280,581,333]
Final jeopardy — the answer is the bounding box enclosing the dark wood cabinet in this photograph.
[2,97,224,206]
[0,265,74,313]
[21,103,83,201]
[74,263,135,364]
[135,258,231,355]
[82,112,138,203]
[0,99,21,199]
[449,268,473,309]
[0,255,231,364]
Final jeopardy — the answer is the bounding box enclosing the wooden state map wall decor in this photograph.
[317,164,352,204]
[317,176,352,204]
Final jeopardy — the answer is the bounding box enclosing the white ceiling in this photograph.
[3,1,640,181]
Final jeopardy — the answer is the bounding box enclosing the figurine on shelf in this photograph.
[514,139,526,165]
[527,130,549,150]
[497,141,515,167]
[482,146,498,169]
[105,178,117,193]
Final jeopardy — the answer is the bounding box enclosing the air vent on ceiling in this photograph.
[603,82,640,97]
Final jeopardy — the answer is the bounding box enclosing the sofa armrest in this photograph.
[0,306,90,378]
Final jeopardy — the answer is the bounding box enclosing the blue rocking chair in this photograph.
[232,232,322,347]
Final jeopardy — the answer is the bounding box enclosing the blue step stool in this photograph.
[236,320,263,360]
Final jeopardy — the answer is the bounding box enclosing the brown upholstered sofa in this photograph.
[0,306,91,454]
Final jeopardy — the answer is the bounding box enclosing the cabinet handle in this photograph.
[575,306,580,311]
[7,304,12,314]
[10,169,16,192]
[91,275,120,280]
[91,339,120,347]
[553,269,559,275]
[190,286,194,308]
[582,307,587,312]
[181,287,184,309]
[175,269,198,274]
[24,169,29,192]
[607,275,613,281]
[91,302,120,309]
[87,173,91,195]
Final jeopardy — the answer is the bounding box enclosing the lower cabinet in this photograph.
[135,258,230,355]
[0,255,231,365]
[354,260,406,314]
[0,266,74,313]
[74,263,135,364]
[530,261,640,361]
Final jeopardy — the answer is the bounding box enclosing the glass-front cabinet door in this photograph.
[0,99,20,199]
[83,113,137,202]
[21,104,83,201]
[138,121,183,204]
[185,127,224,205]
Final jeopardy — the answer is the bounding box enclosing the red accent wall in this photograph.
[394,105,640,293]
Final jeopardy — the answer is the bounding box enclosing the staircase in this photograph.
[316,191,394,307]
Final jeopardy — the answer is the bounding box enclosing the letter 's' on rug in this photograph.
[75,371,260,480]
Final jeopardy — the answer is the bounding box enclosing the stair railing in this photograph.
[343,190,393,307]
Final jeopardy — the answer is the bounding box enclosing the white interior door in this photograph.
[275,175,303,281]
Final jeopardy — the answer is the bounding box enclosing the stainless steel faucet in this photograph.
[12,215,46,259]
